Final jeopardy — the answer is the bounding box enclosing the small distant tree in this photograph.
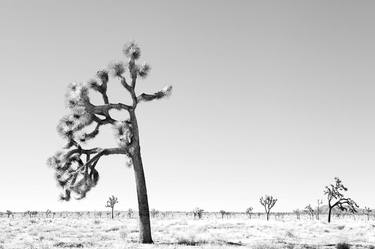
[219,210,227,219]
[364,207,372,221]
[105,195,119,219]
[127,208,134,219]
[305,204,315,220]
[47,41,172,243]
[259,195,277,221]
[6,210,13,218]
[46,209,52,218]
[25,211,33,218]
[293,209,301,220]
[150,209,159,218]
[316,199,323,220]
[245,207,253,219]
[193,208,204,219]
[324,177,358,223]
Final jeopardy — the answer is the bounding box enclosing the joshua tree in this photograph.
[293,209,301,220]
[127,208,134,219]
[6,210,13,218]
[46,209,52,218]
[305,204,315,220]
[105,195,119,219]
[324,177,358,223]
[150,209,159,218]
[364,207,372,221]
[316,199,323,220]
[193,208,204,219]
[245,207,253,219]
[97,211,102,219]
[47,42,172,243]
[259,195,277,221]
[219,210,227,219]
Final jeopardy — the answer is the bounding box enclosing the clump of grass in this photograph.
[119,231,127,240]
[336,242,350,249]
[105,227,120,232]
[336,225,345,230]
[285,231,295,238]
[252,243,280,249]
[54,242,84,248]
[176,238,208,246]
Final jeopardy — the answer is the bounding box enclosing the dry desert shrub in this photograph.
[336,243,350,249]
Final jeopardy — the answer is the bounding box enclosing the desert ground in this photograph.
[0,213,374,249]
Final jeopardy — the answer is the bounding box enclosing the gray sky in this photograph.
[0,0,374,212]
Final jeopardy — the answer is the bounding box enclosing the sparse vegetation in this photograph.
[0,212,373,248]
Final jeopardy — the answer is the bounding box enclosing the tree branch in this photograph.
[137,86,172,103]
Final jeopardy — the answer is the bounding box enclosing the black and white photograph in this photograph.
[0,1,374,248]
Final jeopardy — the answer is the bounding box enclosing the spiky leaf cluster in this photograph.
[47,148,100,200]
[123,41,141,60]
[109,62,126,77]
[113,121,133,148]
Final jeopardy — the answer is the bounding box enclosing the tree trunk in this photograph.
[266,212,269,221]
[111,207,114,219]
[328,207,332,223]
[130,111,153,244]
